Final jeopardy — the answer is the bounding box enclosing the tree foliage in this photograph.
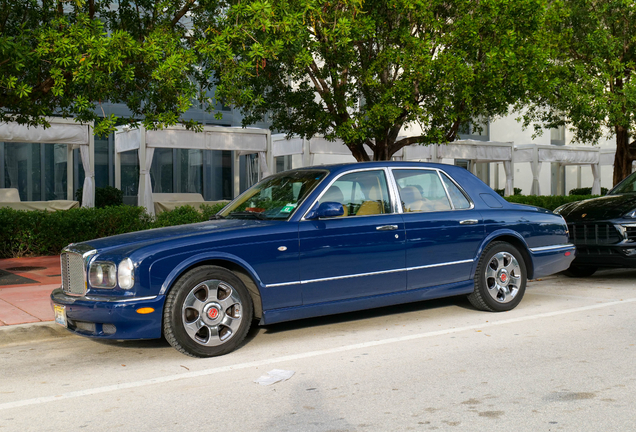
[202,0,552,161]
[522,0,636,185]
[0,0,222,135]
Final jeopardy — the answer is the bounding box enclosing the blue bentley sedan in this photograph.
[51,162,575,357]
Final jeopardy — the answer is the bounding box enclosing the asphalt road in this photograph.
[1,270,635,431]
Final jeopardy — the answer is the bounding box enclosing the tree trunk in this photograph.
[349,143,370,162]
[613,126,634,186]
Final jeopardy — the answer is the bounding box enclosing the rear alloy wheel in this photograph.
[468,241,527,312]
[564,265,597,278]
[163,266,253,357]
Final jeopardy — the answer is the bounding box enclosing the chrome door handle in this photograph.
[459,219,479,225]
[376,225,399,231]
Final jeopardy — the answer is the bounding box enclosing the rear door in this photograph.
[391,168,484,290]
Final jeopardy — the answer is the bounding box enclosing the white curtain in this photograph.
[591,164,601,195]
[79,145,95,207]
[258,152,271,178]
[503,161,513,196]
[531,161,543,196]
[138,147,155,217]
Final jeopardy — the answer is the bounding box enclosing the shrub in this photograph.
[75,186,124,208]
[568,187,608,196]
[503,195,595,211]
[494,187,522,197]
[0,202,230,258]
[153,205,205,228]
[0,206,153,258]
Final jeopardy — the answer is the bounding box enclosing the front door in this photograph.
[299,169,406,305]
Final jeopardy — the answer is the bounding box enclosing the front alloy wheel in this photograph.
[164,266,253,357]
[468,241,527,312]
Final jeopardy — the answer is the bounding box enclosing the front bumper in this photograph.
[50,288,165,340]
[571,245,636,268]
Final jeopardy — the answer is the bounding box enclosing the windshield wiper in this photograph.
[210,214,225,220]
[227,211,268,220]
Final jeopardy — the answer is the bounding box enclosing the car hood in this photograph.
[76,218,278,254]
[559,194,636,221]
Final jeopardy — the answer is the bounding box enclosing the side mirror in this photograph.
[305,202,345,219]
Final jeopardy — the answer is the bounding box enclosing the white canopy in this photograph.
[114,125,271,216]
[0,117,94,207]
[515,144,604,195]
[402,140,515,196]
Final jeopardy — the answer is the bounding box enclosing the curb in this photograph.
[0,321,75,347]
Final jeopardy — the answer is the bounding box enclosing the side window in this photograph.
[319,170,392,216]
[440,173,471,209]
[393,170,452,212]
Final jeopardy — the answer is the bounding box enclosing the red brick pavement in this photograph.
[0,256,60,326]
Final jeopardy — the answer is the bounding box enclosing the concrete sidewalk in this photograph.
[0,256,59,326]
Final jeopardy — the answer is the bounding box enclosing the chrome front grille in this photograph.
[568,223,622,245]
[61,252,87,296]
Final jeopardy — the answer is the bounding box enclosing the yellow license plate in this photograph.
[53,304,67,327]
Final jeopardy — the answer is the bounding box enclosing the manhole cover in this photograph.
[5,266,46,272]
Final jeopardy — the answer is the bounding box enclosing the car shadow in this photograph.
[259,295,473,335]
[93,337,172,350]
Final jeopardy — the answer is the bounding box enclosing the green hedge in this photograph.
[569,187,608,196]
[503,195,595,211]
[0,196,596,258]
[0,202,227,258]
[75,186,125,208]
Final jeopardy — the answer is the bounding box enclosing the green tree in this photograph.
[202,0,552,161]
[0,0,221,135]
[522,0,636,185]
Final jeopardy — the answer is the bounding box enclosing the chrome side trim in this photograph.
[529,244,575,253]
[264,281,300,288]
[302,268,405,284]
[108,296,158,303]
[265,259,474,288]
[406,259,473,271]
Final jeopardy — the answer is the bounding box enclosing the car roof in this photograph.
[293,161,465,176]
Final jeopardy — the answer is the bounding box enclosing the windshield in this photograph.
[218,170,328,220]
[610,171,636,195]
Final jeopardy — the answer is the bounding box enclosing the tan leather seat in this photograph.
[357,185,384,215]
[320,186,349,217]
[399,186,426,212]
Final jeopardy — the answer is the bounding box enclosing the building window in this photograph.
[550,125,565,146]
[458,117,490,141]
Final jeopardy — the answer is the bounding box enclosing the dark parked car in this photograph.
[51,162,575,357]
[554,171,636,277]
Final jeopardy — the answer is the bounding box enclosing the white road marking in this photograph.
[2,297,635,411]
[527,292,619,301]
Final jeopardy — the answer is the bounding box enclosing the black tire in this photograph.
[163,265,253,358]
[564,265,597,278]
[468,241,528,312]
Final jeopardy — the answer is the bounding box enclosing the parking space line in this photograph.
[2,297,636,411]
[527,292,620,301]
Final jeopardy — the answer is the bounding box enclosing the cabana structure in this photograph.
[115,125,271,216]
[515,144,602,195]
[0,117,93,208]
[401,139,515,196]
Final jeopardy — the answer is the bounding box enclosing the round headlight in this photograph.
[89,262,117,289]
[118,258,135,289]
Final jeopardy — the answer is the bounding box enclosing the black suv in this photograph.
[555,172,636,277]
